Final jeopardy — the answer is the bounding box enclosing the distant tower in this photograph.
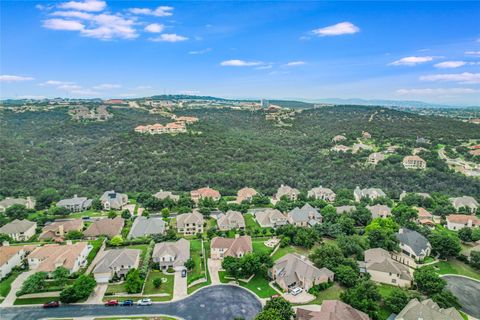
[261,99,269,108]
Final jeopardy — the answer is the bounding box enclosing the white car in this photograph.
[137,298,152,306]
[290,287,303,296]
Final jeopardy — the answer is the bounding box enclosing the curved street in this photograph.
[443,275,480,319]
[0,285,262,320]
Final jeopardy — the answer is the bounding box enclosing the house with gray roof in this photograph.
[335,205,356,214]
[253,208,288,228]
[275,184,300,201]
[354,186,386,202]
[308,187,336,202]
[153,190,180,202]
[269,253,334,291]
[217,210,245,231]
[93,248,141,283]
[57,195,92,212]
[176,212,204,235]
[395,298,462,320]
[100,190,128,210]
[450,196,478,213]
[287,204,322,227]
[361,248,412,287]
[396,228,431,261]
[367,204,392,219]
[128,216,166,239]
[399,191,431,201]
[0,219,37,241]
[153,238,190,271]
[0,197,35,212]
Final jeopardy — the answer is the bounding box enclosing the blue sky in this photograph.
[1,1,479,105]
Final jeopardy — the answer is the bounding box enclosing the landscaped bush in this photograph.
[308,281,333,296]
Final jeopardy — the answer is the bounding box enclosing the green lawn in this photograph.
[252,239,274,255]
[106,282,127,295]
[432,259,480,280]
[69,210,107,219]
[14,296,63,305]
[218,270,230,283]
[377,283,398,298]
[143,271,174,298]
[86,238,104,266]
[293,283,345,306]
[271,246,310,261]
[238,274,278,298]
[102,295,172,302]
[245,214,261,231]
[188,239,206,285]
[0,270,21,298]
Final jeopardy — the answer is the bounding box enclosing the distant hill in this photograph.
[310,98,477,109]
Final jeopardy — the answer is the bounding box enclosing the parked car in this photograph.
[290,287,303,296]
[104,300,119,306]
[43,301,59,308]
[120,299,134,306]
[181,269,187,277]
[137,298,152,306]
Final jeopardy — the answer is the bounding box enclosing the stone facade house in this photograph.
[39,219,84,241]
[0,197,35,212]
[354,187,386,202]
[307,187,336,202]
[210,235,252,260]
[402,156,427,169]
[450,196,478,213]
[93,249,141,283]
[236,187,258,203]
[394,298,463,320]
[366,204,392,219]
[57,195,92,212]
[0,219,37,241]
[153,190,180,202]
[152,238,190,271]
[275,184,300,201]
[360,248,412,287]
[217,210,245,231]
[287,204,322,227]
[396,228,431,261]
[253,208,288,228]
[176,212,204,235]
[446,214,480,231]
[100,190,128,210]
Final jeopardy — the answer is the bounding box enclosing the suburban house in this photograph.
[332,135,347,143]
[366,204,392,219]
[368,152,385,165]
[269,253,334,292]
[394,298,463,320]
[210,235,252,260]
[175,116,199,124]
[360,248,412,287]
[416,137,431,144]
[190,187,221,203]
[128,216,166,239]
[253,208,288,228]
[236,187,258,203]
[152,238,190,271]
[331,145,351,153]
[39,219,84,241]
[396,228,431,261]
[335,205,356,214]
[84,217,124,239]
[416,207,435,227]
[287,203,322,227]
[100,190,128,210]
[275,184,300,201]
[0,219,37,241]
[354,186,386,202]
[307,186,336,202]
[446,214,480,231]
[402,155,427,169]
[362,131,372,139]
[153,190,180,202]
[93,248,141,283]
[450,196,478,213]
[217,210,246,231]
[296,300,370,320]
[352,143,373,153]
[56,195,92,212]
[27,242,91,274]
[399,191,431,201]
[0,245,35,280]
[176,212,204,235]
[0,197,35,212]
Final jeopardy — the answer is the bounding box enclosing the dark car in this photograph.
[43,301,60,308]
[104,300,119,306]
[120,299,134,306]
[181,269,187,278]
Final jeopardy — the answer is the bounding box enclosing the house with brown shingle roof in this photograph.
[176,212,204,235]
[366,204,392,219]
[0,245,36,280]
[39,219,84,241]
[210,235,252,260]
[27,242,91,274]
[0,219,37,242]
[253,208,288,228]
[275,184,300,201]
[217,210,245,231]
[236,187,258,203]
[190,187,221,203]
[308,187,336,202]
[84,217,124,239]
[361,248,412,287]
[395,298,463,320]
[446,214,480,231]
[403,155,427,169]
[296,300,370,320]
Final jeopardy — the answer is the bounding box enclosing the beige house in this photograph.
[403,156,426,169]
[100,190,128,210]
[0,219,37,241]
[395,298,463,320]
[253,209,288,228]
[296,300,369,320]
[354,186,386,202]
[84,217,124,239]
[210,235,252,260]
[287,204,322,227]
[39,219,84,241]
[416,207,435,228]
[0,197,35,212]
[153,190,180,202]
[152,238,190,271]
[368,152,385,165]
[27,242,91,274]
[446,214,480,231]
[0,245,36,280]
[93,249,141,283]
[176,212,204,235]
[367,204,392,219]
[307,187,336,202]
[275,184,300,201]
[450,196,478,213]
[332,135,347,143]
[236,187,258,203]
[217,210,246,231]
[331,145,351,153]
[361,248,412,287]
[269,253,334,292]
[190,187,221,203]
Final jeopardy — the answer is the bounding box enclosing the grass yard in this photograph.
[218,270,230,283]
[188,239,206,285]
[187,241,211,294]
[106,282,127,295]
[238,274,278,298]
[252,239,274,255]
[0,270,21,298]
[432,259,480,280]
[294,283,345,306]
[245,214,261,231]
[69,210,108,219]
[86,238,104,266]
[14,296,64,305]
[102,295,172,302]
[271,246,310,261]
[143,271,174,299]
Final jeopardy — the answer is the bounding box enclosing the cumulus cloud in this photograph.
[51,10,94,19]
[128,6,173,17]
[220,60,264,67]
[396,88,478,95]
[434,61,466,69]
[465,51,480,56]
[57,84,82,90]
[285,61,306,67]
[43,18,85,30]
[189,48,212,55]
[58,0,106,12]
[39,80,75,86]
[389,56,434,66]
[0,75,35,82]
[311,22,359,37]
[93,83,122,89]
[420,72,480,84]
[144,23,164,33]
[150,33,188,42]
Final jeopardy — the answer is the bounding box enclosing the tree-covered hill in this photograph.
[1,105,479,199]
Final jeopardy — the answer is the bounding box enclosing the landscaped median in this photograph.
[218,271,279,299]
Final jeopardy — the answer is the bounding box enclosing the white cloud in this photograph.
[420,72,480,84]
[396,88,478,95]
[93,83,122,90]
[58,0,106,12]
[80,14,138,40]
[51,10,94,19]
[43,18,85,31]
[220,60,264,67]
[189,48,212,55]
[0,75,34,82]
[71,89,99,95]
[256,64,273,70]
[57,84,82,90]
[389,56,434,66]
[311,22,359,37]
[434,61,466,69]
[144,23,164,33]
[39,80,75,86]
[285,61,306,67]
[128,6,173,17]
[465,51,480,56]
[133,85,152,90]
[150,33,188,42]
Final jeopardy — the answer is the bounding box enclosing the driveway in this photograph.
[173,271,187,300]
[208,259,222,285]
[84,284,107,304]
[283,291,315,304]
[1,270,33,307]
[0,285,262,320]
[443,275,480,318]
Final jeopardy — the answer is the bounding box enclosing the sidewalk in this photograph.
[1,270,33,307]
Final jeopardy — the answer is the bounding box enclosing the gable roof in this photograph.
[0,245,36,266]
[364,248,412,281]
[296,300,370,320]
[39,219,84,239]
[276,185,300,199]
[354,187,386,199]
[211,236,252,257]
[254,208,287,226]
[416,207,432,219]
[288,203,322,224]
[366,204,391,218]
[57,196,92,208]
[84,217,124,238]
[191,187,221,199]
[237,187,258,202]
[176,212,204,227]
[128,216,166,238]
[395,298,463,320]
[449,196,479,209]
[446,214,480,225]
[0,219,36,234]
[273,253,334,287]
[217,210,245,230]
[28,242,89,272]
[396,228,430,256]
[93,248,141,274]
[153,238,190,266]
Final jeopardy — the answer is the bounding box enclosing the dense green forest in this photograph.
[1,105,479,199]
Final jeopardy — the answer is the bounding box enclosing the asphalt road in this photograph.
[0,285,262,320]
[443,275,480,318]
